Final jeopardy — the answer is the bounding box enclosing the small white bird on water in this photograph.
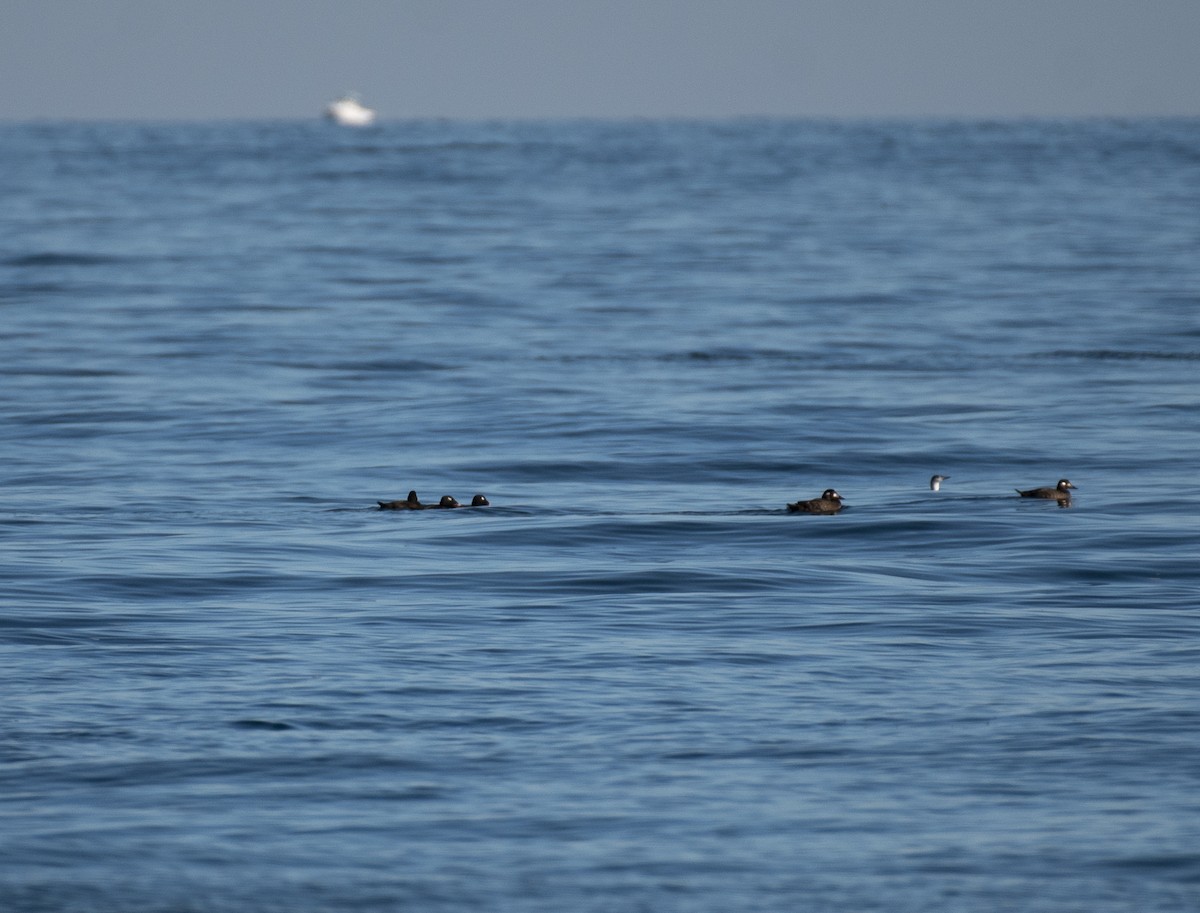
[930,474,950,491]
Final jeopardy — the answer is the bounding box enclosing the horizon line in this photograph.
[4,112,1200,126]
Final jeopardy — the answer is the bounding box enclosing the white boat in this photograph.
[325,95,376,126]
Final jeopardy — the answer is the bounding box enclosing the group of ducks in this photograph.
[378,490,489,510]
[786,477,1078,514]
[379,477,1078,514]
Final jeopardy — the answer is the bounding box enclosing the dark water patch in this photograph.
[1040,349,1200,362]
[0,610,168,633]
[231,719,296,731]
[402,714,553,733]
[1099,853,1200,879]
[340,275,426,287]
[538,348,840,367]
[539,567,791,596]
[0,366,130,378]
[324,358,452,374]
[4,252,127,268]
[64,572,311,600]
[661,348,794,364]
[9,408,169,426]
[8,752,434,793]
[0,281,87,301]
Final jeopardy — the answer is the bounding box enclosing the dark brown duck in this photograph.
[378,490,423,510]
[1015,479,1076,501]
[786,489,844,514]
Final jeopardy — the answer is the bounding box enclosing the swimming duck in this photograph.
[786,489,844,514]
[429,495,461,509]
[469,494,490,507]
[930,474,950,491]
[1015,479,1076,500]
[378,490,422,510]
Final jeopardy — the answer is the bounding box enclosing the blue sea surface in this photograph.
[2,119,1199,912]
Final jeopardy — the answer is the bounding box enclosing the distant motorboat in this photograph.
[325,95,376,126]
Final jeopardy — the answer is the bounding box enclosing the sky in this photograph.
[3,0,1199,120]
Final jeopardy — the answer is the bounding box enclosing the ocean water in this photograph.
[1,118,1198,912]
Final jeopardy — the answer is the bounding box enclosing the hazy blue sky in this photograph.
[4,0,1199,120]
